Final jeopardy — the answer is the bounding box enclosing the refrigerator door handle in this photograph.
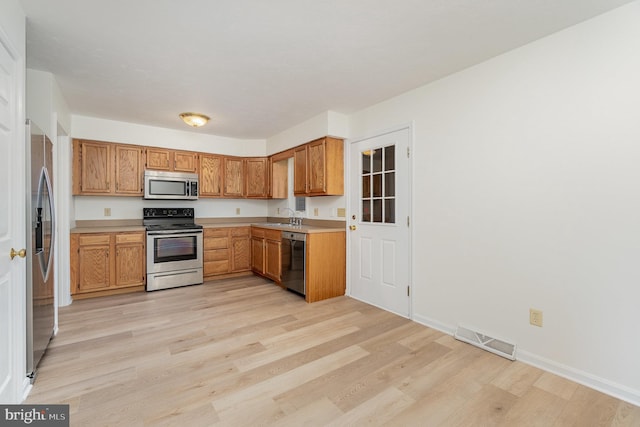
[36,166,55,282]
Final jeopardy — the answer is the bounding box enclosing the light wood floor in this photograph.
[27,276,640,426]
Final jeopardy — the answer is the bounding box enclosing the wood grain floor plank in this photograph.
[24,276,638,426]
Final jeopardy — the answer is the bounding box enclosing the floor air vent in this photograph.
[454,325,517,360]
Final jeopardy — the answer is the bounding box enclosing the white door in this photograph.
[349,127,411,317]
[0,30,26,402]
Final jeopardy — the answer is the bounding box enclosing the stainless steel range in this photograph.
[144,207,203,291]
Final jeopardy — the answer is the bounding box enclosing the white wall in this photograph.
[266,111,349,221]
[72,115,265,156]
[349,1,640,405]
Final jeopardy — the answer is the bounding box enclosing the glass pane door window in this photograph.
[361,145,395,224]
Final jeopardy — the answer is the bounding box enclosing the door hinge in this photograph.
[407,147,410,158]
[407,286,410,297]
[407,216,410,227]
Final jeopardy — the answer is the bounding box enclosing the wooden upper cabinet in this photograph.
[199,154,223,197]
[223,157,244,197]
[73,139,143,196]
[74,139,112,194]
[174,150,198,173]
[293,145,308,195]
[114,145,144,195]
[245,157,269,198]
[145,147,172,171]
[145,148,198,173]
[307,139,327,194]
[294,137,344,196]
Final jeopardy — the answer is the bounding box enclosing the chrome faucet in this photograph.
[282,207,302,226]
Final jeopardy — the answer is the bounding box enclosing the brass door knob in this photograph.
[349,225,357,231]
[10,248,27,260]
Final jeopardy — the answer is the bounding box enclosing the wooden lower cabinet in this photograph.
[251,227,282,283]
[71,231,146,298]
[305,232,346,303]
[204,226,251,279]
[265,239,281,282]
[251,227,345,303]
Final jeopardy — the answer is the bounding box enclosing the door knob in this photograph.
[349,225,357,231]
[10,248,26,260]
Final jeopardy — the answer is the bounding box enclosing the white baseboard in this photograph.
[412,313,456,336]
[21,377,32,403]
[412,313,640,407]
[517,349,640,407]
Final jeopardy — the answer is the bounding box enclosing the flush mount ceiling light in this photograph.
[179,112,210,127]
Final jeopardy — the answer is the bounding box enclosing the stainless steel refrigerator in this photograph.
[26,119,55,382]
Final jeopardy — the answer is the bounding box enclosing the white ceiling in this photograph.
[20,0,634,139]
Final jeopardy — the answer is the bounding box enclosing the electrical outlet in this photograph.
[314,208,319,216]
[529,308,543,327]
[336,207,346,218]
[104,208,111,217]
[277,208,280,214]
[235,208,241,215]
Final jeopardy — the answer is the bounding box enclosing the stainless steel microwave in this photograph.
[144,170,199,200]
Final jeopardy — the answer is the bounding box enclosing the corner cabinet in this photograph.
[245,157,269,198]
[70,231,146,298]
[73,139,144,196]
[293,137,344,196]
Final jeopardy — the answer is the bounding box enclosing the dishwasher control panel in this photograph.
[282,231,306,242]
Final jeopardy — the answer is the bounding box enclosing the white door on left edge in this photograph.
[0,31,26,403]
[349,127,411,318]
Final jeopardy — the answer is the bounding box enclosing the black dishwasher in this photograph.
[281,231,306,296]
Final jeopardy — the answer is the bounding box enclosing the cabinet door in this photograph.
[250,236,265,274]
[146,148,172,171]
[245,157,269,198]
[79,140,112,194]
[231,236,251,272]
[293,145,308,195]
[77,235,111,293]
[115,244,145,287]
[200,154,223,197]
[115,233,145,287]
[174,151,198,173]
[115,145,144,195]
[265,239,281,282]
[224,157,244,197]
[307,139,327,194]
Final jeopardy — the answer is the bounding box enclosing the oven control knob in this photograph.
[183,209,191,217]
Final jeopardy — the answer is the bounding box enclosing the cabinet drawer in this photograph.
[230,226,250,237]
[204,248,229,261]
[265,229,282,241]
[204,260,230,275]
[115,233,144,244]
[78,234,111,246]
[251,227,265,238]
[205,236,228,250]
[204,228,228,238]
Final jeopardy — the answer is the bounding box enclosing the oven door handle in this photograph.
[147,230,203,236]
